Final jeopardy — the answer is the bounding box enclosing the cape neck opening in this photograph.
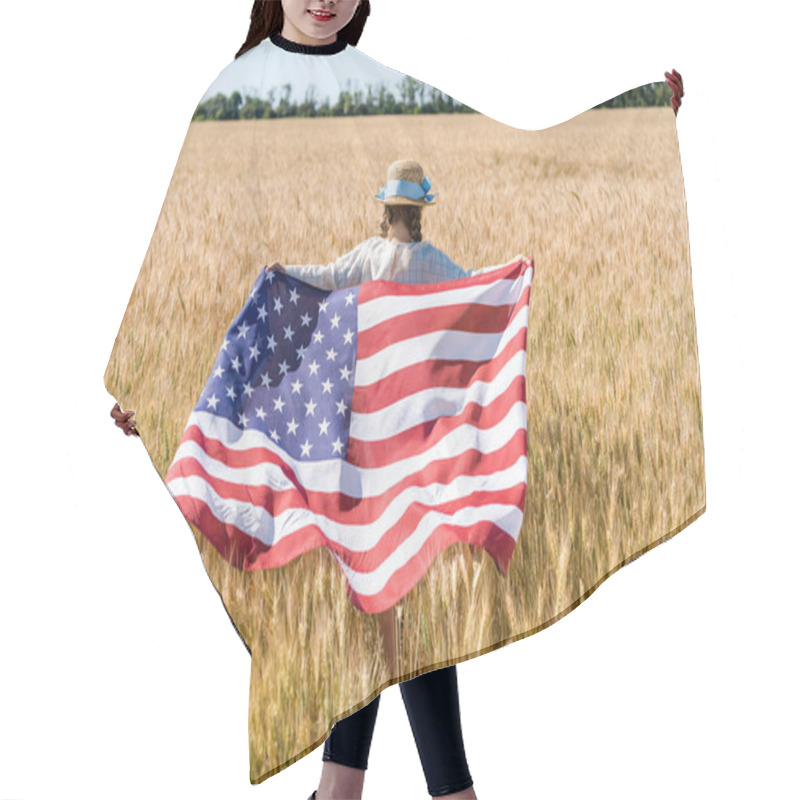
[269,32,348,56]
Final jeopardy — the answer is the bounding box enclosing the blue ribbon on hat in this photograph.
[375,176,437,203]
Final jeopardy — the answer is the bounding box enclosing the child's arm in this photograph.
[279,261,337,290]
[281,242,366,290]
[427,245,528,280]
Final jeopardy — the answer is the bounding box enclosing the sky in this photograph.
[197,35,413,107]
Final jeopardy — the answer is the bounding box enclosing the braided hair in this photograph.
[379,205,423,243]
[236,0,372,59]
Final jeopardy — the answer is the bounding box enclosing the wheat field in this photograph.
[104,107,705,783]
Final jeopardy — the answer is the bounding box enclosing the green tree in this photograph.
[191,80,476,121]
[593,82,671,109]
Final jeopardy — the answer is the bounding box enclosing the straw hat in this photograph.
[374,159,437,207]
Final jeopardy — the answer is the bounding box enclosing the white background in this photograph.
[1,1,797,798]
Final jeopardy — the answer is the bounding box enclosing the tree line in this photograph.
[593,82,673,109]
[193,76,472,120]
[192,78,670,121]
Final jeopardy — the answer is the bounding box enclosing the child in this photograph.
[271,158,476,290]
[274,156,479,800]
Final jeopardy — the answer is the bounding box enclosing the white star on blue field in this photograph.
[196,269,359,461]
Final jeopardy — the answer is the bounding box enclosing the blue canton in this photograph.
[195,268,359,461]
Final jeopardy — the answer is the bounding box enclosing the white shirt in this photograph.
[283,236,507,290]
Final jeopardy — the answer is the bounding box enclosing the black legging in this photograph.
[323,664,473,797]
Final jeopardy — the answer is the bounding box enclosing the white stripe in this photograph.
[168,400,526,498]
[357,266,531,333]
[168,470,525,597]
[332,503,525,598]
[354,297,530,387]
[350,347,526,441]
[167,454,526,552]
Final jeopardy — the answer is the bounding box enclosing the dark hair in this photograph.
[380,205,423,243]
[236,1,371,59]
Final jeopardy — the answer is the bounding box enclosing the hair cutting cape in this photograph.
[104,33,705,784]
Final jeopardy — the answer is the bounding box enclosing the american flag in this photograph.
[165,257,534,613]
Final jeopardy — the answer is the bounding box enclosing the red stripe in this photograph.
[348,373,526,467]
[347,519,516,613]
[165,424,295,479]
[170,489,520,615]
[357,257,531,304]
[166,426,527,527]
[357,299,517,360]
[352,324,528,417]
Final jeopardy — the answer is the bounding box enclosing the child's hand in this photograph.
[267,261,286,274]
